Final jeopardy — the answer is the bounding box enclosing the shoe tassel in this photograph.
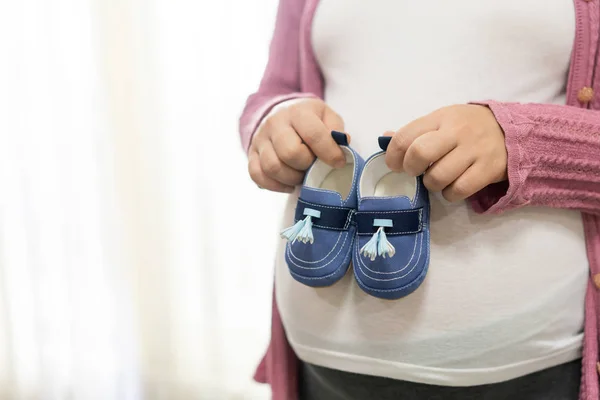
[280,208,321,244]
[360,219,395,261]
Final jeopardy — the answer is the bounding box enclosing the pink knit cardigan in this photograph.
[239,1,600,398]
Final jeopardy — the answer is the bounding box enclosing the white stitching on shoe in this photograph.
[288,231,343,263]
[286,231,350,270]
[304,187,343,205]
[342,148,359,207]
[355,209,423,236]
[353,224,430,293]
[296,199,355,231]
[354,225,423,281]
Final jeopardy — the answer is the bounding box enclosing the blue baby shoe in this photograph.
[352,136,430,300]
[281,131,364,287]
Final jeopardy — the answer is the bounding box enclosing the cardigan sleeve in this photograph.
[238,0,317,152]
[469,101,600,216]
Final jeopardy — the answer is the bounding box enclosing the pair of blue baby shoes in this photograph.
[281,131,430,300]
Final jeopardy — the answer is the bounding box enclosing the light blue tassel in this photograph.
[296,215,314,244]
[360,219,395,261]
[376,228,395,259]
[359,228,381,261]
[280,218,306,243]
[280,208,320,244]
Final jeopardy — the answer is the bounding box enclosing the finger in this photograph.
[385,113,441,172]
[322,108,352,144]
[248,150,295,193]
[271,126,315,171]
[442,163,492,202]
[403,130,458,176]
[422,148,475,192]
[322,107,345,133]
[291,109,346,168]
[248,126,268,154]
[258,142,305,186]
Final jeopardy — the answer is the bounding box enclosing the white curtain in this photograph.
[0,0,283,399]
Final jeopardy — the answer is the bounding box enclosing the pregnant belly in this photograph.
[275,191,588,367]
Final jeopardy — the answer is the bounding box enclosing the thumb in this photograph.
[322,107,350,142]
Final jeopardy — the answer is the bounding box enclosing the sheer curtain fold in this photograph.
[0,0,279,398]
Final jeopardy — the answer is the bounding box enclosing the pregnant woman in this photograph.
[239,1,600,399]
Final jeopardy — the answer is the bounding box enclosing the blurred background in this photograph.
[0,0,283,398]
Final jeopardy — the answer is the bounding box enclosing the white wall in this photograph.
[0,0,285,398]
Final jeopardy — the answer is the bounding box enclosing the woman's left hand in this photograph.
[384,104,508,202]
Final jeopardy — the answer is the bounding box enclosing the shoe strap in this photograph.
[355,209,423,236]
[331,130,349,146]
[295,198,355,231]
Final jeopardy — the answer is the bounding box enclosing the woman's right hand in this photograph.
[248,98,348,193]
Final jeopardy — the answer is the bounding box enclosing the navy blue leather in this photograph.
[352,152,430,300]
[295,199,355,231]
[355,209,422,235]
[331,130,349,146]
[285,133,430,296]
[284,133,365,288]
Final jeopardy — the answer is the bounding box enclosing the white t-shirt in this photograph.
[274,0,588,386]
